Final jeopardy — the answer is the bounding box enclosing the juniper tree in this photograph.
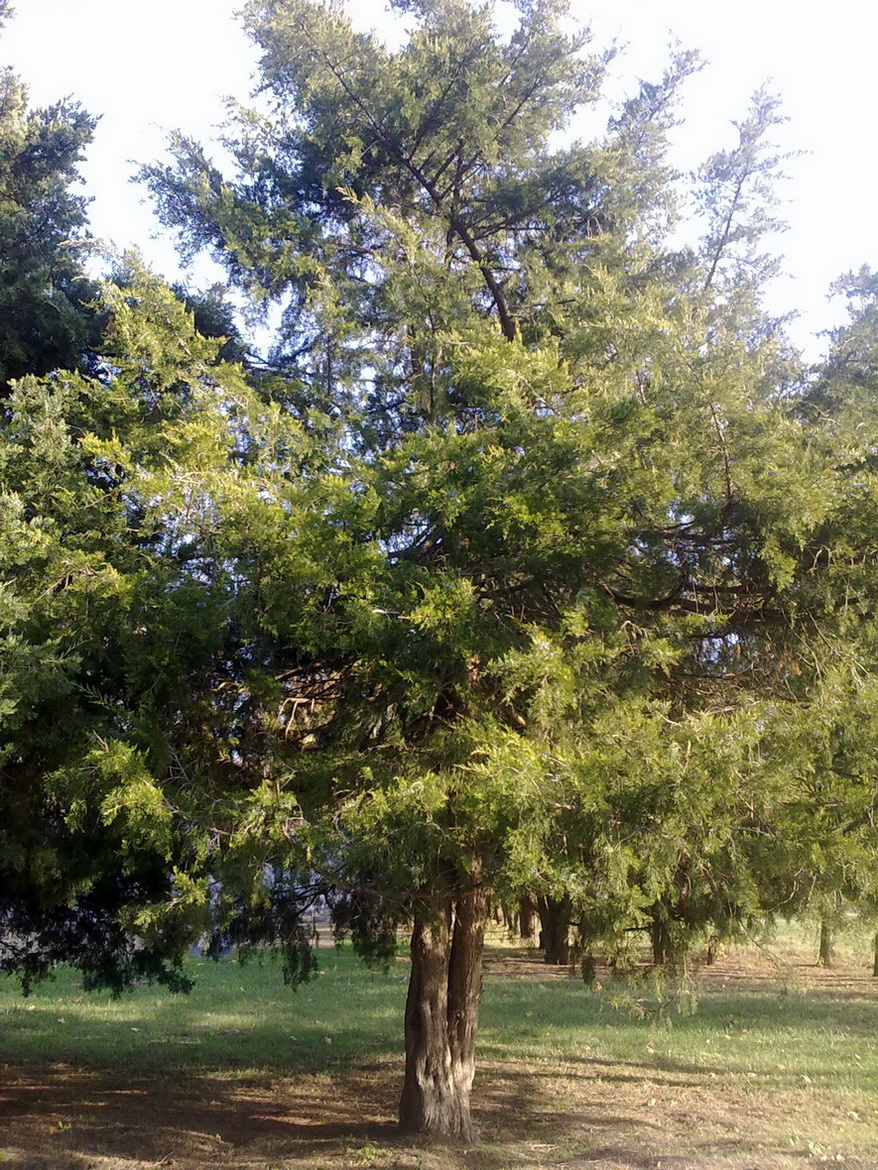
[0,269,276,991]
[7,0,875,1144]
[0,10,102,395]
[135,0,853,1138]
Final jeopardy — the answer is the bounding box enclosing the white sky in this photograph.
[3,0,878,359]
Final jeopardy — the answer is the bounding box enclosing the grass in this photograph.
[0,948,408,1074]
[1,924,877,1168]
[482,961,878,1087]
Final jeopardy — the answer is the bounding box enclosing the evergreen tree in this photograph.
[0,10,102,395]
[765,269,878,954]
[6,0,876,1145]
[0,268,260,991]
[137,0,848,1138]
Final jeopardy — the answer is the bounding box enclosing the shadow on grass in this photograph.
[0,1008,403,1076]
[473,1060,878,1170]
[0,1060,655,1170]
[3,949,878,1168]
[0,1062,402,1168]
[0,1059,711,1170]
[3,1049,877,1169]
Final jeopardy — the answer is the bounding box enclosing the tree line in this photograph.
[3,0,878,1140]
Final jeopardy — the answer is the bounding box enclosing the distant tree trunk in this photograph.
[818,918,834,968]
[651,915,673,967]
[872,931,878,978]
[576,913,597,982]
[499,901,515,931]
[518,896,534,940]
[398,862,487,1140]
[537,895,570,965]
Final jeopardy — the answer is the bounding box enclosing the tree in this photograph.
[0,266,270,991]
[0,11,103,395]
[136,0,850,1140]
[7,0,873,1145]
[761,269,878,966]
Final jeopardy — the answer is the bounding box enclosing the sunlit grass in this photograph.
[1,923,877,1159]
[2,925,878,1168]
[480,921,878,1094]
[0,945,408,1073]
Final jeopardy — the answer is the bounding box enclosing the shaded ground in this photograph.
[1,946,877,1170]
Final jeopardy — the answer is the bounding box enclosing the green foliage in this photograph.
[0,49,102,393]
[5,0,878,1013]
[0,265,254,990]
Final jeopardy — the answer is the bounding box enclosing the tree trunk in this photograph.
[398,866,487,1140]
[818,918,834,968]
[872,931,878,978]
[537,895,570,965]
[518,896,534,941]
[651,915,673,967]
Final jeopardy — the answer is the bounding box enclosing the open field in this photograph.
[1,928,877,1169]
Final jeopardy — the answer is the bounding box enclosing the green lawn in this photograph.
[0,947,407,1074]
[1,931,877,1168]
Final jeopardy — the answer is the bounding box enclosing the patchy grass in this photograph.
[1,926,877,1169]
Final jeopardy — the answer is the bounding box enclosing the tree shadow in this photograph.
[3,1054,878,1170]
[0,1062,401,1167]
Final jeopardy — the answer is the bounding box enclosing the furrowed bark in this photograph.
[398,867,487,1140]
[446,861,487,1131]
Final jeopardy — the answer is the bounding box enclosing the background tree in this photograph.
[0,266,280,991]
[0,8,103,395]
[768,268,878,968]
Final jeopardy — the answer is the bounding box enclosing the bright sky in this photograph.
[3,0,877,359]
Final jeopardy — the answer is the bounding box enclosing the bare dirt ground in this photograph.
[1,948,876,1170]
